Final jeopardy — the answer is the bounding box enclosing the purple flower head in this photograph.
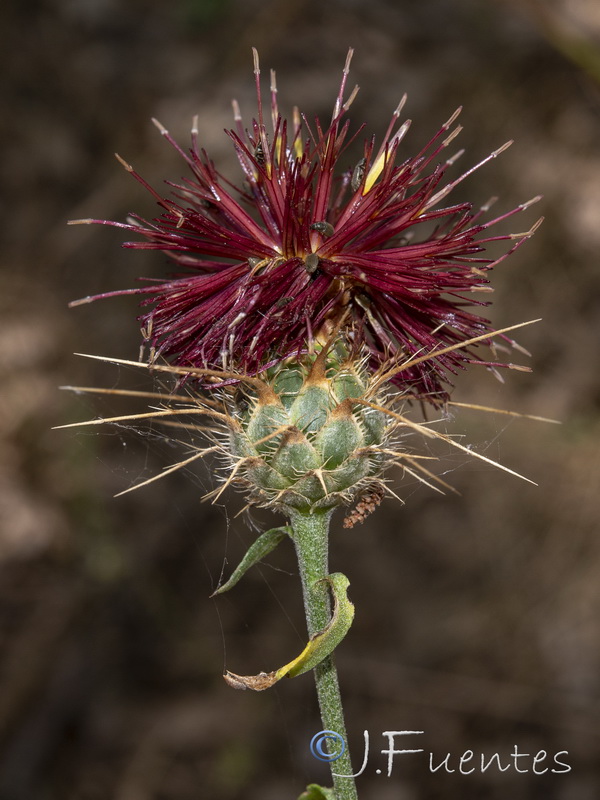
[78,49,540,405]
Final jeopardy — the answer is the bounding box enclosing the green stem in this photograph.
[289,509,358,800]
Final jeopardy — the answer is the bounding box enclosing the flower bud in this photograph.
[228,352,387,513]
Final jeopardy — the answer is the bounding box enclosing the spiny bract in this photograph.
[226,345,387,513]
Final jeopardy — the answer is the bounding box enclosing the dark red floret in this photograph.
[76,49,539,404]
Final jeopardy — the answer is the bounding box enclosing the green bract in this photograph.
[229,351,387,513]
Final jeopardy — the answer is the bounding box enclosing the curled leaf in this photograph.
[224,572,354,690]
[211,526,290,596]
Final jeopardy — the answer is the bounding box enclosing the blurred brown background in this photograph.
[1,1,600,798]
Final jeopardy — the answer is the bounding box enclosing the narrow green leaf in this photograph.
[298,784,335,800]
[211,526,290,596]
[223,572,354,690]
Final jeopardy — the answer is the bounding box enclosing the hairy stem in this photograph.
[289,509,358,800]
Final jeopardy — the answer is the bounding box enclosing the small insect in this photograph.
[253,139,265,166]
[275,296,294,309]
[351,157,366,192]
[247,257,262,269]
[304,253,320,274]
[310,221,335,238]
[232,385,250,414]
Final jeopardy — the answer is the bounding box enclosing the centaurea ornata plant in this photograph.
[64,50,544,800]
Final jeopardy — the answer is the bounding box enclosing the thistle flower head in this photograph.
[75,49,540,405]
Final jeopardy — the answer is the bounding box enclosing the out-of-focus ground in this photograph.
[1,1,600,798]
